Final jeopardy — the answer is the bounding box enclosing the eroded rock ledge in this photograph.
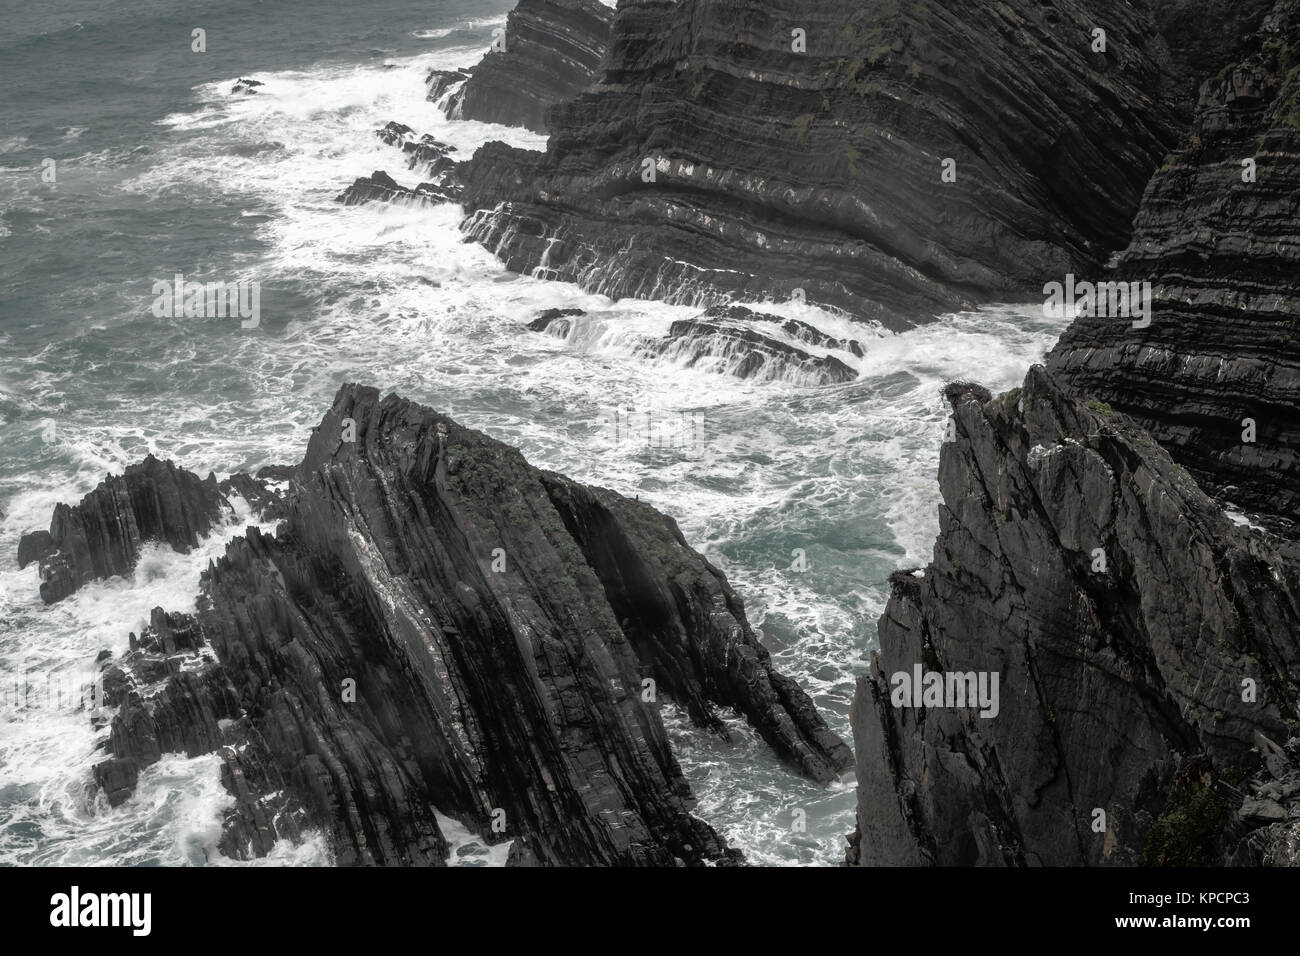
[63,385,850,866]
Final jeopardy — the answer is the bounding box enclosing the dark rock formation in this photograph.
[231,78,264,95]
[444,0,614,133]
[849,367,1300,866]
[16,456,228,604]
[527,307,585,333]
[425,68,471,105]
[705,305,865,358]
[1049,2,1300,529]
[528,303,860,384]
[335,170,459,207]
[375,122,459,178]
[1150,0,1277,88]
[459,0,1190,325]
[89,385,851,865]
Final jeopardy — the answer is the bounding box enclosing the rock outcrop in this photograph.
[459,0,1189,325]
[529,303,862,385]
[425,68,471,106]
[443,0,614,133]
[849,367,1300,866]
[335,170,459,207]
[16,456,229,604]
[1049,1,1300,529]
[375,121,459,179]
[85,385,851,866]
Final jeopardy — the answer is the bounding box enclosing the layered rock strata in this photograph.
[459,0,1188,325]
[69,385,851,865]
[443,0,614,133]
[1049,1,1300,529]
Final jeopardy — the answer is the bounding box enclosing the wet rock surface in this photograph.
[335,169,459,207]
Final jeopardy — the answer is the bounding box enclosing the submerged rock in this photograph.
[643,317,858,385]
[529,304,859,385]
[231,78,264,95]
[88,385,851,865]
[527,307,585,333]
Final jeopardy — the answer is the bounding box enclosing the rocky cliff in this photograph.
[849,370,1300,866]
[69,385,851,866]
[850,0,1300,867]
[458,0,1193,326]
[1049,1,1300,529]
[443,0,614,133]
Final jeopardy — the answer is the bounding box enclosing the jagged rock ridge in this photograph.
[73,385,851,866]
[850,0,1300,868]
[849,369,1300,866]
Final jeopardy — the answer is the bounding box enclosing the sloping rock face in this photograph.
[849,368,1300,866]
[1049,1,1300,529]
[88,385,851,866]
[460,0,1187,326]
[444,0,614,133]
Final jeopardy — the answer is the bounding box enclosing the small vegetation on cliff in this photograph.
[793,113,814,147]
[1142,783,1227,866]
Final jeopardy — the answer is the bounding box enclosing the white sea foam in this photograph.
[412,15,507,39]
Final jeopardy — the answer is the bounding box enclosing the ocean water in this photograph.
[0,0,1068,866]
